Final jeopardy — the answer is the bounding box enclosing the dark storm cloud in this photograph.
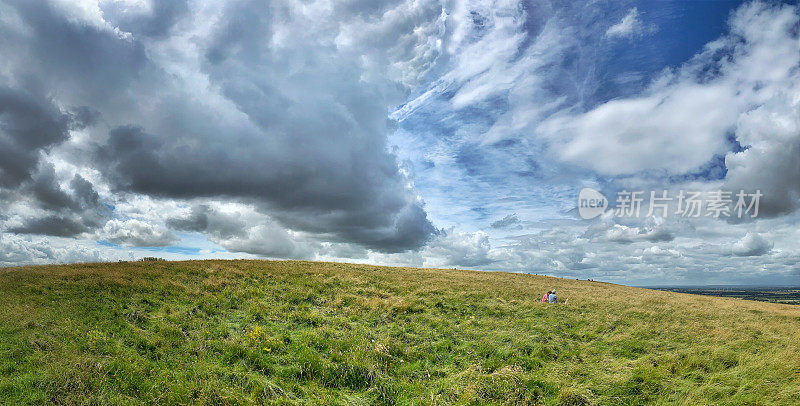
[91,0,437,252]
[724,95,800,218]
[29,164,77,211]
[10,215,88,237]
[0,84,70,188]
[9,164,111,237]
[39,172,108,222]
[68,106,101,130]
[166,207,210,234]
[167,205,245,240]
[69,174,103,212]
[1,1,150,105]
[0,81,106,234]
[0,0,146,225]
[0,0,438,253]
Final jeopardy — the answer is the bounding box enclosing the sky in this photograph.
[0,0,799,286]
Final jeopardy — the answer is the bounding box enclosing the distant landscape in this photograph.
[652,287,800,306]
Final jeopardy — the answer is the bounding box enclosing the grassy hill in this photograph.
[1,260,799,405]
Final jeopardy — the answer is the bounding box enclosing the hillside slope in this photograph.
[0,260,798,405]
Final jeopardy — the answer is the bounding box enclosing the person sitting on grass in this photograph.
[542,290,551,303]
[548,289,557,303]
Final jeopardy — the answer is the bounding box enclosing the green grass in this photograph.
[0,260,799,405]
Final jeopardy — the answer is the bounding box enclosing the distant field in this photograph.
[653,287,800,305]
[1,260,799,405]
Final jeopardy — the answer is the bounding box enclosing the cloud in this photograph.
[10,215,89,237]
[0,0,440,253]
[490,213,520,229]
[100,219,178,247]
[101,0,188,39]
[214,224,313,260]
[724,94,800,217]
[424,228,495,267]
[0,84,71,188]
[732,232,773,257]
[643,246,681,257]
[2,162,110,237]
[29,164,83,212]
[0,234,106,266]
[167,203,313,259]
[605,8,653,40]
[583,214,675,244]
[541,1,800,176]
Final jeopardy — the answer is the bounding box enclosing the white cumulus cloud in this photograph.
[732,232,773,257]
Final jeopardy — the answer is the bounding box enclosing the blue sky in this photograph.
[393,0,757,231]
[0,0,799,286]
